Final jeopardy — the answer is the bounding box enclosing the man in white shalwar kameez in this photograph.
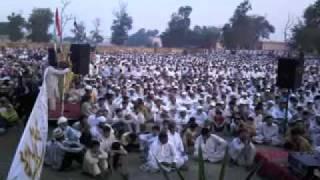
[144,132,177,172]
[174,107,189,132]
[253,116,281,146]
[229,129,256,167]
[309,114,320,147]
[194,128,227,163]
[190,106,208,127]
[83,140,109,177]
[46,65,70,111]
[167,122,188,167]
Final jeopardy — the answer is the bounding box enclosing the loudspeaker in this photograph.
[48,47,57,67]
[288,152,320,179]
[277,57,304,89]
[70,44,90,75]
[182,49,188,55]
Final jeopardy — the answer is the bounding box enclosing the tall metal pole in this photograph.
[284,89,290,134]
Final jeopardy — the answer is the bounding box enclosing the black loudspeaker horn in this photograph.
[276,57,304,89]
[70,44,90,75]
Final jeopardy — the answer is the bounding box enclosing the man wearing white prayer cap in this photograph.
[191,106,208,127]
[46,62,70,111]
[175,106,189,132]
[57,116,81,142]
[90,116,108,141]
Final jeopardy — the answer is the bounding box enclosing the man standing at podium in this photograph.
[46,48,70,111]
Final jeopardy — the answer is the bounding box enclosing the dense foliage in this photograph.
[222,0,275,49]
[127,28,159,47]
[111,5,133,45]
[7,13,25,41]
[27,8,54,42]
[161,6,221,48]
[290,0,320,53]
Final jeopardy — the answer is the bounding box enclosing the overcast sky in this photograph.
[0,0,316,41]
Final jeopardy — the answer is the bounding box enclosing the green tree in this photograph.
[127,28,159,47]
[161,6,192,47]
[188,26,221,48]
[7,13,25,41]
[0,22,9,36]
[27,8,53,42]
[291,0,320,53]
[70,21,87,43]
[222,0,274,49]
[90,18,104,45]
[111,4,133,45]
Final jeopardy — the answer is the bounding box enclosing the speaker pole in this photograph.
[284,88,291,134]
[57,49,68,117]
[61,74,66,116]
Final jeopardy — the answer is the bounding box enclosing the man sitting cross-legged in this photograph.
[142,131,184,172]
[253,116,282,146]
[229,129,256,167]
[194,128,227,163]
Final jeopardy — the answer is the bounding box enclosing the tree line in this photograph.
[2,8,105,45]
[1,0,319,53]
[290,0,320,53]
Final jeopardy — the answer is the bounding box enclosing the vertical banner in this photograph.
[55,8,62,41]
[7,69,49,180]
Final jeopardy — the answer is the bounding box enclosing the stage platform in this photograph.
[255,147,299,180]
[48,102,81,121]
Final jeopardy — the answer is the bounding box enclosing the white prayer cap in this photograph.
[290,94,296,98]
[217,101,225,105]
[57,116,68,125]
[241,92,248,96]
[161,106,170,112]
[256,93,261,97]
[97,116,107,123]
[197,106,203,109]
[267,100,274,105]
[307,99,314,103]
[53,128,64,139]
[85,85,93,90]
[182,92,187,95]
[297,103,304,107]
[0,76,10,81]
[200,92,207,95]
[239,99,248,105]
[230,92,237,97]
[178,107,187,112]
[210,101,216,107]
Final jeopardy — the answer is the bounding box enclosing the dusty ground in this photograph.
[0,126,262,180]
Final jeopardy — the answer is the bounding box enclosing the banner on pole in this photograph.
[55,8,62,39]
[7,69,49,180]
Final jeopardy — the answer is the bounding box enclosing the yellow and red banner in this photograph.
[7,69,49,180]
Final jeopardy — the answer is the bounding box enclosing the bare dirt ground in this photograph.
[0,127,262,180]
